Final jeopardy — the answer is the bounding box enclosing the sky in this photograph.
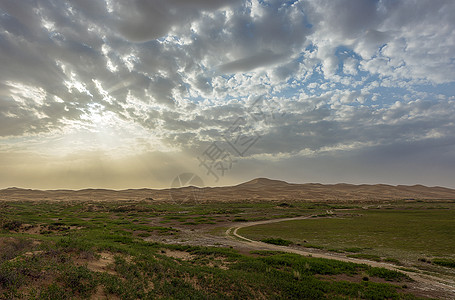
[1,0,455,189]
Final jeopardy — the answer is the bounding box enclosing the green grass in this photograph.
[0,200,426,299]
[0,237,417,299]
[238,208,455,263]
[6,200,455,298]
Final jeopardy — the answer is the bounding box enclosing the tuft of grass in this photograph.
[137,232,151,237]
[233,218,248,222]
[38,283,72,299]
[261,238,293,246]
[2,220,22,231]
[432,258,455,268]
[0,238,34,262]
[384,258,402,265]
[367,267,409,281]
[59,265,96,298]
[344,247,363,253]
[327,248,344,253]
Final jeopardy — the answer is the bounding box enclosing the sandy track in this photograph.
[225,216,455,299]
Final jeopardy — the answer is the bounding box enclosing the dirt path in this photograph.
[225,216,455,300]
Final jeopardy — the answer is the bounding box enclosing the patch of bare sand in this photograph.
[14,224,83,235]
[162,249,195,261]
[205,258,231,270]
[74,252,116,275]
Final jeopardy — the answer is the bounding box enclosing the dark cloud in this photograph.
[113,0,239,42]
[217,51,286,73]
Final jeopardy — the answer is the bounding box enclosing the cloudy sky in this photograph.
[1,0,455,189]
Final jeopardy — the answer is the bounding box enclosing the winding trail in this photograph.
[225,215,455,299]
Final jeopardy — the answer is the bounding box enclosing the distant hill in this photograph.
[1,178,455,202]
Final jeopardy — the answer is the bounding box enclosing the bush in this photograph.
[432,258,455,268]
[59,266,96,298]
[2,220,22,231]
[0,263,24,289]
[261,238,293,246]
[384,258,401,265]
[137,232,151,237]
[233,218,248,222]
[39,283,71,300]
[0,238,33,262]
[367,267,407,281]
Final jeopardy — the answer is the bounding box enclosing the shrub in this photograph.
[0,264,21,288]
[137,232,151,237]
[233,218,248,222]
[304,244,324,250]
[2,220,22,231]
[261,238,293,246]
[0,238,33,262]
[59,266,96,298]
[367,267,407,281]
[384,258,401,265]
[39,283,71,299]
[432,258,455,268]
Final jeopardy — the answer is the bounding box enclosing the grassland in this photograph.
[0,200,435,299]
[238,202,455,272]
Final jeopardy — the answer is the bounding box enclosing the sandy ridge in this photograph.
[2,178,455,202]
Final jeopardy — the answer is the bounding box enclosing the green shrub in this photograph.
[38,283,71,300]
[384,258,401,265]
[137,232,151,237]
[59,265,96,298]
[367,267,408,281]
[261,238,293,246]
[0,238,33,262]
[432,258,455,268]
[2,220,22,231]
[233,218,248,222]
[0,263,23,289]
[344,247,363,253]
[304,244,324,249]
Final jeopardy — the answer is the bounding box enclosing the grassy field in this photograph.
[0,200,427,299]
[239,203,455,268]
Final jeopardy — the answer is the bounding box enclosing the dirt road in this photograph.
[225,216,455,300]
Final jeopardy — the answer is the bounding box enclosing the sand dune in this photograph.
[1,178,455,202]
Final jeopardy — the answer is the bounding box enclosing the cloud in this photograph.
[305,0,455,83]
[113,0,238,42]
[217,51,286,73]
[1,0,455,188]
